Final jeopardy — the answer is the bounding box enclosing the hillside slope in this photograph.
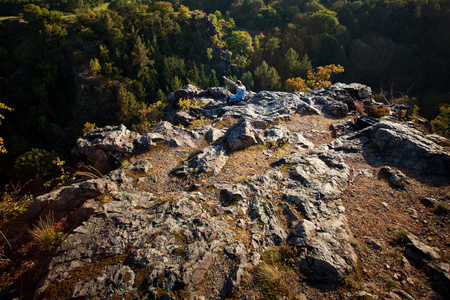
[1,83,449,299]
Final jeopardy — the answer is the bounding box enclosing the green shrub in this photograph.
[14,148,58,182]
[82,122,97,134]
[434,203,449,215]
[431,104,450,138]
[392,228,408,245]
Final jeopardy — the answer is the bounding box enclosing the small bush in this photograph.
[1,187,33,228]
[82,122,97,134]
[431,104,450,139]
[178,97,205,111]
[367,104,390,118]
[392,228,408,245]
[355,102,367,116]
[131,100,166,134]
[434,203,449,215]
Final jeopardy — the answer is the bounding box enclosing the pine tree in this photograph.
[131,35,154,80]
[254,61,281,90]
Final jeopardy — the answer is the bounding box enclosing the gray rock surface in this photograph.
[328,120,450,185]
[223,118,265,151]
[277,151,357,282]
[27,83,450,299]
[135,121,202,152]
[405,232,441,264]
[25,178,119,225]
[72,125,140,174]
[265,125,290,149]
[379,166,410,189]
[170,145,229,177]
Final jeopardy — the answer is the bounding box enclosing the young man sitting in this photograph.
[223,76,246,104]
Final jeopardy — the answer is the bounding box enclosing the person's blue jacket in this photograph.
[235,84,246,100]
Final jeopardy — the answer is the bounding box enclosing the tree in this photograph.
[241,71,254,90]
[254,61,281,90]
[285,77,308,92]
[178,5,191,25]
[90,58,101,75]
[0,102,13,153]
[307,64,344,89]
[252,7,281,30]
[285,64,344,92]
[116,85,147,127]
[131,35,154,79]
[431,104,450,139]
[21,4,67,47]
[226,30,254,57]
[21,4,63,32]
[209,69,220,87]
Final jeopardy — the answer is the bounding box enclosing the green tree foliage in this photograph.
[21,4,67,47]
[90,58,101,75]
[282,48,312,80]
[241,71,254,90]
[254,61,281,91]
[431,104,450,139]
[252,6,281,30]
[226,30,253,66]
[13,148,61,187]
[0,102,13,154]
[131,35,154,80]
[116,85,147,128]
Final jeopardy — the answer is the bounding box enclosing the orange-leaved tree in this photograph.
[285,64,344,92]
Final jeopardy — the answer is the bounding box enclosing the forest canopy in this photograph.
[0,0,449,189]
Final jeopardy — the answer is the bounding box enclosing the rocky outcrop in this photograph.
[25,178,119,226]
[223,118,265,151]
[328,120,450,185]
[135,121,204,152]
[25,83,450,299]
[170,145,229,177]
[72,125,140,174]
[275,151,357,282]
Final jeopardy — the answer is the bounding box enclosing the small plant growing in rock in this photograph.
[433,202,449,215]
[255,262,289,299]
[178,97,205,111]
[30,212,67,251]
[391,228,408,245]
[354,102,367,116]
[82,122,97,134]
[367,104,390,118]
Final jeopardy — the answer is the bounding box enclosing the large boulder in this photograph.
[72,125,140,174]
[34,189,243,299]
[329,82,372,101]
[265,125,290,149]
[135,121,202,152]
[25,178,118,224]
[170,145,229,177]
[223,118,265,151]
[370,121,450,185]
[328,120,450,185]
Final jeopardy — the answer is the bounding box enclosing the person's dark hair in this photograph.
[236,80,242,85]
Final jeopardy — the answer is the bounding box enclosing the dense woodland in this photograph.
[0,0,449,193]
